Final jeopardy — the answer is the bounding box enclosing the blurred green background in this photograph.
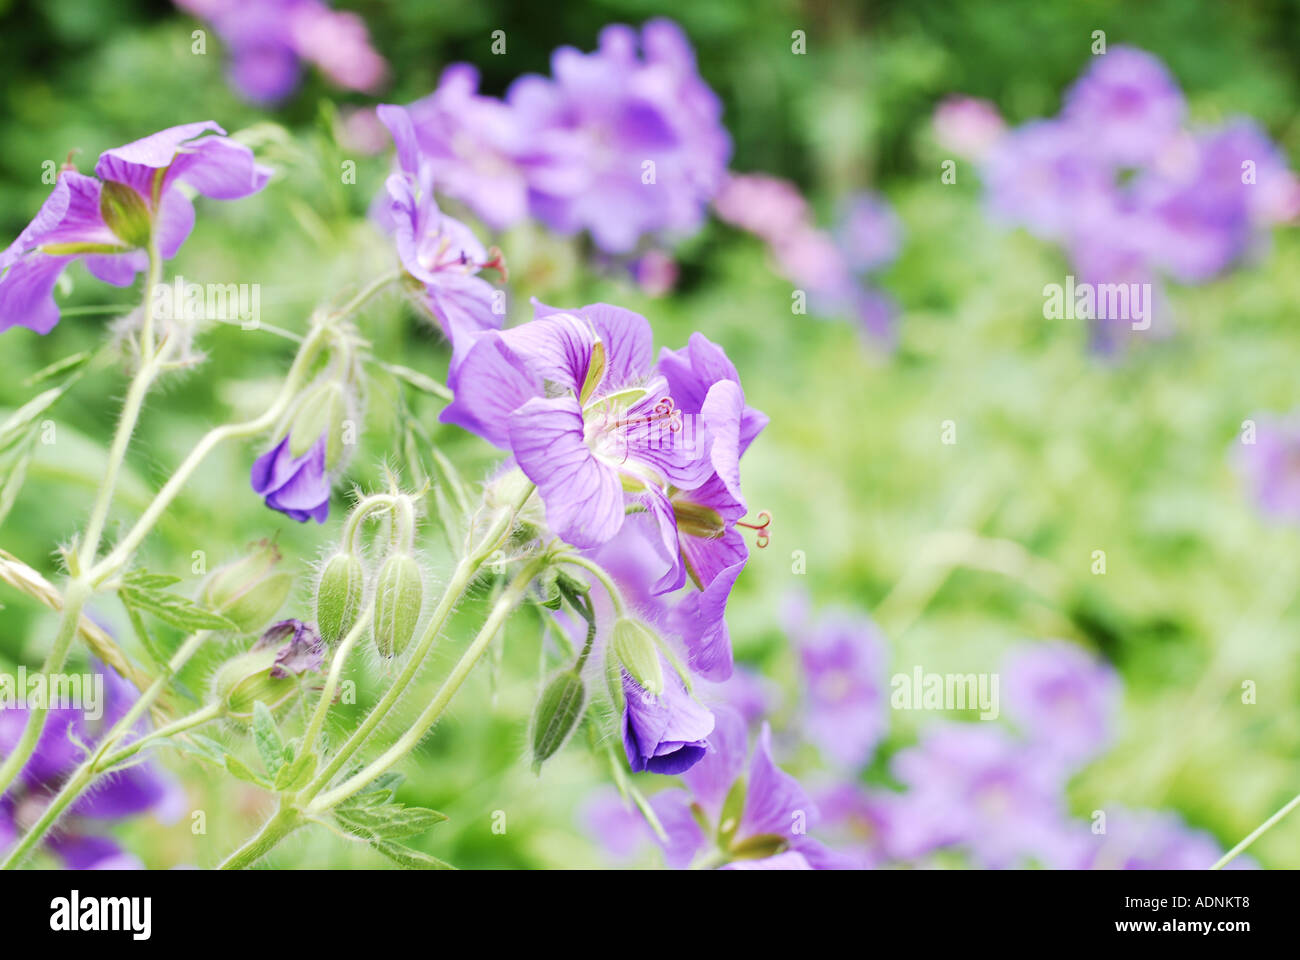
[2,0,1299,867]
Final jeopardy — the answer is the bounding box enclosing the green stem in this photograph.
[1212,789,1300,869]
[331,271,399,322]
[557,554,627,616]
[308,557,545,814]
[97,702,223,771]
[301,607,373,755]
[301,489,532,800]
[219,806,303,870]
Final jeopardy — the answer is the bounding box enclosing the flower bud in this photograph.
[99,181,152,248]
[531,670,586,770]
[200,540,293,634]
[213,619,324,719]
[289,381,349,468]
[611,619,664,697]
[372,553,422,658]
[316,551,365,646]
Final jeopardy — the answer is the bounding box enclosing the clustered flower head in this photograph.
[379,19,731,253]
[978,47,1299,308]
[0,122,270,335]
[174,0,387,104]
[714,173,903,344]
[0,664,184,869]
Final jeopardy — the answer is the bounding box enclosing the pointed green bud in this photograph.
[729,833,788,861]
[611,619,664,696]
[672,500,726,540]
[200,540,293,634]
[372,553,422,658]
[578,338,606,405]
[212,648,300,720]
[316,552,365,646]
[99,181,153,248]
[716,776,747,849]
[531,670,586,770]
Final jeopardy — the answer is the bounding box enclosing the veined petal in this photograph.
[441,331,542,447]
[0,253,74,334]
[165,134,272,200]
[700,379,745,504]
[739,723,819,841]
[95,122,226,198]
[509,395,624,548]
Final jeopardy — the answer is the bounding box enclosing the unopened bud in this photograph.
[200,540,293,634]
[531,671,586,770]
[373,553,422,658]
[316,552,365,645]
[289,381,348,468]
[213,619,325,719]
[99,181,152,248]
[611,619,664,696]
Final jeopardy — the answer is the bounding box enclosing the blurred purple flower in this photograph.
[1233,412,1300,524]
[1080,807,1255,870]
[1062,47,1185,168]
[175,0,386,104]
[1003,641,1120,773]
[931,96,1006,160]
[0,663,184,869]
[836,192,903,274]
[578,787,652,862]
[0,122,269,335]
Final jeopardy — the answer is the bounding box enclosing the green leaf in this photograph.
[334,801,448,842]
[121,569,183,590]
[272,750,317,792]
[252,702,286,777]
[0,431,35,529]
[21,350,92,388]
[118,582,237,632]
[0,388,64,453]
[224,753,269,786]
[368,839,454,870]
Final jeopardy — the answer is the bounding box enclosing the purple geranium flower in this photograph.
[0,662,184,869]
[648,708,850,868]
[1003,641,1120,773]
[376,103,504,361]
[787,597,890,770]
[250,432,331,523]
[890,723,1080,869]
[0,122,270,335]
[621,659,714,774]
[1062,46,1185,168]
[175,0,386,104]
[255,619,326,676]
[506,19,731,253]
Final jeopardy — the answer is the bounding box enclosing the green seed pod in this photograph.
[611,619,664,696]
[372,553,422,658]
[211,648,300,720]
[201,540,293,634]
[316,552,365,645]
[531,671,586,770]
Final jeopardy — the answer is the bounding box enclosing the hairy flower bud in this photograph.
[316,551,365,645]
[212,619,324,719]
[372,553,422,658]
[611,618,664,696]
[289,380,349,468]
[200,540,293,634]
[531,670,586,770]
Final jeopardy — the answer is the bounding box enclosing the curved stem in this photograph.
[308,558,546,814]
[1212,788,1300,869]
[97,701,222,771]
[301,607,372,755]
[556,554,627,617]
[331,271,399,322]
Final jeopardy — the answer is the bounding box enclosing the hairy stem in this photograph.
[219,806,303,870]
[301,607,373,755]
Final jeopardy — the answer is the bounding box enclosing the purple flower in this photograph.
[250,433,331,523]
[578,787,653,862]
[648,708,849,868]
[0,663,184,869]
[713,172,811,244]
[890,723,1079,868]
[931,96,1006,160]
[1080,807,1255,870]
[621,660,714,774]
[788,598,889,770]
[0,122,270,335]
[836,192,903,275]
[507,19,731,253]
[255,619,326,676]
[174,0,386,104]
[1003,641,1120,772]
[1062,46,1185,168]
[376,103,504,361]
[1232,412,1300,524]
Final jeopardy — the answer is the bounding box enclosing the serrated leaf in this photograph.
[252,702,285,777]
[118,584,236,632]
[272,750,317,792]
[334,802,448,841]
[368,839,454,870]
[224,753,268,786]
